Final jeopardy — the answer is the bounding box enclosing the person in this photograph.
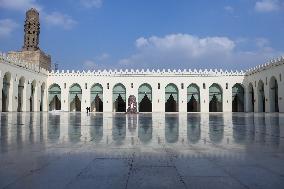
[86,107,89,114]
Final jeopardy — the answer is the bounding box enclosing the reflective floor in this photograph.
[0,112,284,189]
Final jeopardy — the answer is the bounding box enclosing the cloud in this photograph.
[255,0,281,12]
[0,0,42,11]
[0,19,18,39]
[43,12,77,30]
[80,0,103,8]
[117,34,283,70]
[224,6,234,13]
[83,60,97,70]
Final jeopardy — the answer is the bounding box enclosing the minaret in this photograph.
[23,8,40,51]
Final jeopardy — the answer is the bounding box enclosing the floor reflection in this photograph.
[0,112,283,151]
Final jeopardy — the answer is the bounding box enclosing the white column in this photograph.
[61,84,69,111]
[179,85,187,113]
[103,83,112,112]
[279,79,284,113]
[34,84,40,111]
[82,83,90,112]
[223,83,232,112]
[12,78,19,112]
[25,81,31,112]
[8,75,14,112]
[200,84,208,113]
[0,76,3,112]
[264,84,269,112]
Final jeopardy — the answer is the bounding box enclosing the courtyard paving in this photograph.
[0,112,284,189]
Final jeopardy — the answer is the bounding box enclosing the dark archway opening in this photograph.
[187,95,198,112]
[165,94,177,112]
[139,94,152,112]
[115,94,126,112]
[209,94,221,112]
[91,95,103,112]
[49,95,61,110]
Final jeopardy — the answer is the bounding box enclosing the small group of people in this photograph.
[86,107,91,114]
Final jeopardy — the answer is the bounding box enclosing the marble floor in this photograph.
[0,112,284,189]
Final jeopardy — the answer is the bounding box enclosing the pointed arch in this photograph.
[90,83,103,112]
[232,83,245,112]
[138,83,152,112]
[269,76,279,112]
[2,72,11,112]
[257,80,265,112]
[165,83,179,112]
[187,83,200,112]
[69,83,82,112]
[209,83,223,112]
[113,83,126,112]
[48,84,61,111]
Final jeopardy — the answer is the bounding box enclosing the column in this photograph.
[61,84,69,111]
[82,83,90,112]
[8,75,14,112]
[0,76,3,112]
[179,85,187,113]
[25,81,31,112]
[12,78,19,112]
[223,83,232,112]
[200,84,209,113]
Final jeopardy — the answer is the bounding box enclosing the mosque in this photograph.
[0,8,283,113]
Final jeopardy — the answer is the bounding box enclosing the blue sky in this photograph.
[0,0,284,71]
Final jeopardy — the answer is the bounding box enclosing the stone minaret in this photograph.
[7,8,51,71]
[23,8,40,51]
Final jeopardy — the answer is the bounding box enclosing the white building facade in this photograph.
[1,53,283,113]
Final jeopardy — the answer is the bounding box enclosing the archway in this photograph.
[30,80,36,112]
[209,83,223,112]
[113,83,126,112]
[48,84,61,111]
[269,77,279,112]
[187,84,200,112]
[138,83,152,112]
[232,84,244,112]
[257,80,265,112]
[91,84,103,112]
[17,77,25,112]
[69,83,82,112]
[40,83,45,111]
[165,84,179,112]
[2,72,11,112]
[248,83,254,112]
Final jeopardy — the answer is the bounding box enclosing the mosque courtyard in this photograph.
[0,112,283,189]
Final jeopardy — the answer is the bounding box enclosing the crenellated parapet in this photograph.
[0,52,49,75]
[49,68,245,77]
[245,56,284,76]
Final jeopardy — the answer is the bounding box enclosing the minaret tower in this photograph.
[23,8,40,51]
[7,8,51,71]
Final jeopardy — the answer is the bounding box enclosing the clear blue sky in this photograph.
[0,0,283,71]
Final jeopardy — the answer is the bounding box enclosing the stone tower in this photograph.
[7,8,51,71]
[23,8,40,51]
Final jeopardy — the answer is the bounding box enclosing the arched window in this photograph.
[138,83,152,112]
[90,84,103,112]
[113,83,126,112]
[49,84,61,111]
[165,83,179,112]
[232,84,244,112]
[69,83,82,112]
[187,84,200,112]
[209,83,223,112]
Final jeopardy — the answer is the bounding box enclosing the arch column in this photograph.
[279,80,284,113]
[61,85,69,111]
[25,81,31,112]
[103,83,112,112]
[82,85,90,112]
[11,78,19,112]
[0,76,3,112]
[200,86,208,113]
[264,84,269,112]
[8,75,15,112]
[223,84,232,112]
[34,84,40,111]
[179,86,187,113]
[245,85,251,112]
